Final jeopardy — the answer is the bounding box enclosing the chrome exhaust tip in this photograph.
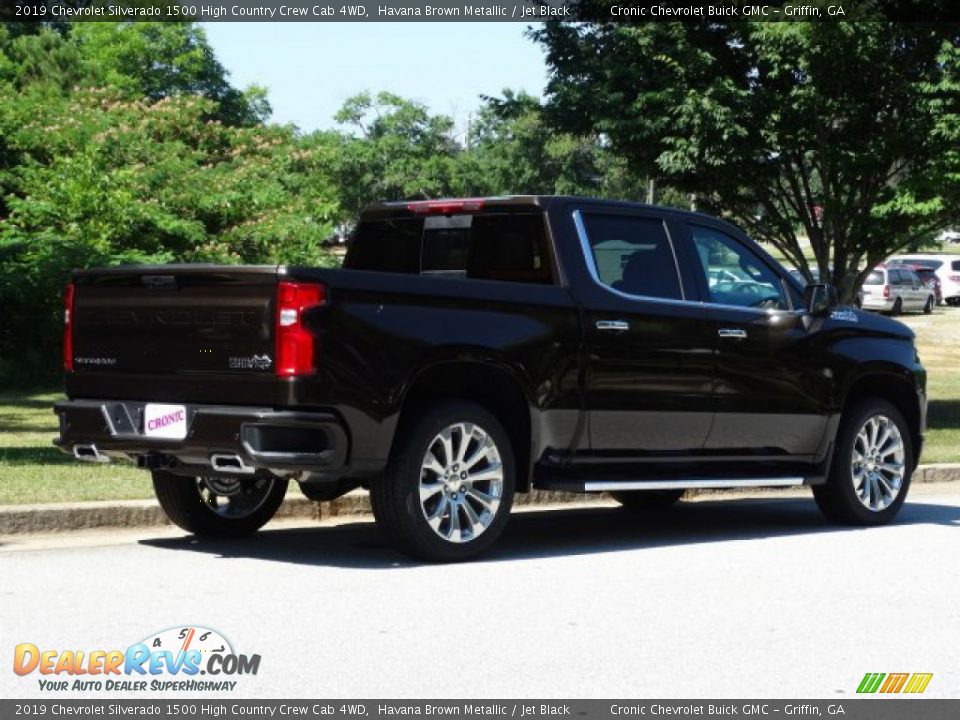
[74,444,110,463]
[209,453,255,475]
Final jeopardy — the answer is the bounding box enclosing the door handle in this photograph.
[718,328,748,339]
[595,320,630,332]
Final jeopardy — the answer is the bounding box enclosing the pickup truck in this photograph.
[55,196,927,561]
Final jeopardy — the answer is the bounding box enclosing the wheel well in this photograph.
[843,374,922,467]
[395,363,533,492]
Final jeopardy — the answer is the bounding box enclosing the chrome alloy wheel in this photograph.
[850,414,905,512]
[198,476,277,520]
[418,422,504,543]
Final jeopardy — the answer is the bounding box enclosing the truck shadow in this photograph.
[138,496,960,569]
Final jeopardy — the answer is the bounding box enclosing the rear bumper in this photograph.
[941,279,960,301]
[860,295,895,311]
[54,399,348,474]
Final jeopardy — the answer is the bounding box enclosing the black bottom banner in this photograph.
[1,700,957,720]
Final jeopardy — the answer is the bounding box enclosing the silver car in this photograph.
[861,265,935,315]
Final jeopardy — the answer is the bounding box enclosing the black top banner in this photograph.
[4,0,960,22]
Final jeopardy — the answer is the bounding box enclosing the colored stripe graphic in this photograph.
[857,673,885,693]
[880,673,909,693]
[857,672,932,694]
[903,673,933,694]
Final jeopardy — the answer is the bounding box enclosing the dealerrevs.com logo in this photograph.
[13,626,260,693]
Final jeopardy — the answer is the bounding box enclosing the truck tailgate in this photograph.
[67,265,280,405]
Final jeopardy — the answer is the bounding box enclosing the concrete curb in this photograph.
[0,489,590,535]
[2,464,959,535]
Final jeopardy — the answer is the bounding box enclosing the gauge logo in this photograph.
[12,625,260,693]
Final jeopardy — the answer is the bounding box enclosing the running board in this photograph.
[536,477,806,493]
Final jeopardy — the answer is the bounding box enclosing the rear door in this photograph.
[891,269,912,310]
[893,269,914,310]
[684,222,829,458]
[572,206,714,453]
[905,269,926,310]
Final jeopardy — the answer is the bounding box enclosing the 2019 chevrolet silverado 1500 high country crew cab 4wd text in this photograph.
[56,196,927,561]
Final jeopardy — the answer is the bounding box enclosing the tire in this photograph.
[890,298,903,316]
[813,398,912,526]
[923,296,934,314]
[152,471,288,538]
[610,489,685,511]
[371,400,516,562]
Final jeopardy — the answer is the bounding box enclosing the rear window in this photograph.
[346,213,553,285]
[865,271,885,285]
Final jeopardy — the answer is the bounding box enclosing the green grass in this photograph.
[899,308,960,464]
[0,391,153,504]
[2,309,959,505]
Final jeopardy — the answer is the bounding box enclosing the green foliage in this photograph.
[466,89,600,196]
[533,20,960,299]
[0,24,338,385]
[72,23,270,126]
[328,91,465,217]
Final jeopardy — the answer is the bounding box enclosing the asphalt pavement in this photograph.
[2,485,959,699]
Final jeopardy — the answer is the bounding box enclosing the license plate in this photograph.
[143,404,188,439]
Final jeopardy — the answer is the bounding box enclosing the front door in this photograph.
[574,209,715,453]
[687,222,830,457]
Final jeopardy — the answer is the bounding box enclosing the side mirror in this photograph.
[804,283,839,315]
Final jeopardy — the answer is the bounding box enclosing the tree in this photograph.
[464,89,681,203]
[0,21,337,384]
[533,20,960,299]
[0,86,337,384]
[73,23,269,126]
[328,91,465,218]
[465,89,605,196]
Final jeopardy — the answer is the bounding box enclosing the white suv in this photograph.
[861,265,935,315]
[887,254,960,306]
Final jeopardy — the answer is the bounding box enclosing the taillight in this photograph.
[63,282,75,372]
[275,281,325,377]
[951,275,960,283]
[883,285,890,298]
[407,198,485,215]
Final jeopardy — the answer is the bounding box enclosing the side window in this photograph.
[347,218,423,273]
[692,225,789,310]
[581,213,683,300]
[466,213,552,284]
